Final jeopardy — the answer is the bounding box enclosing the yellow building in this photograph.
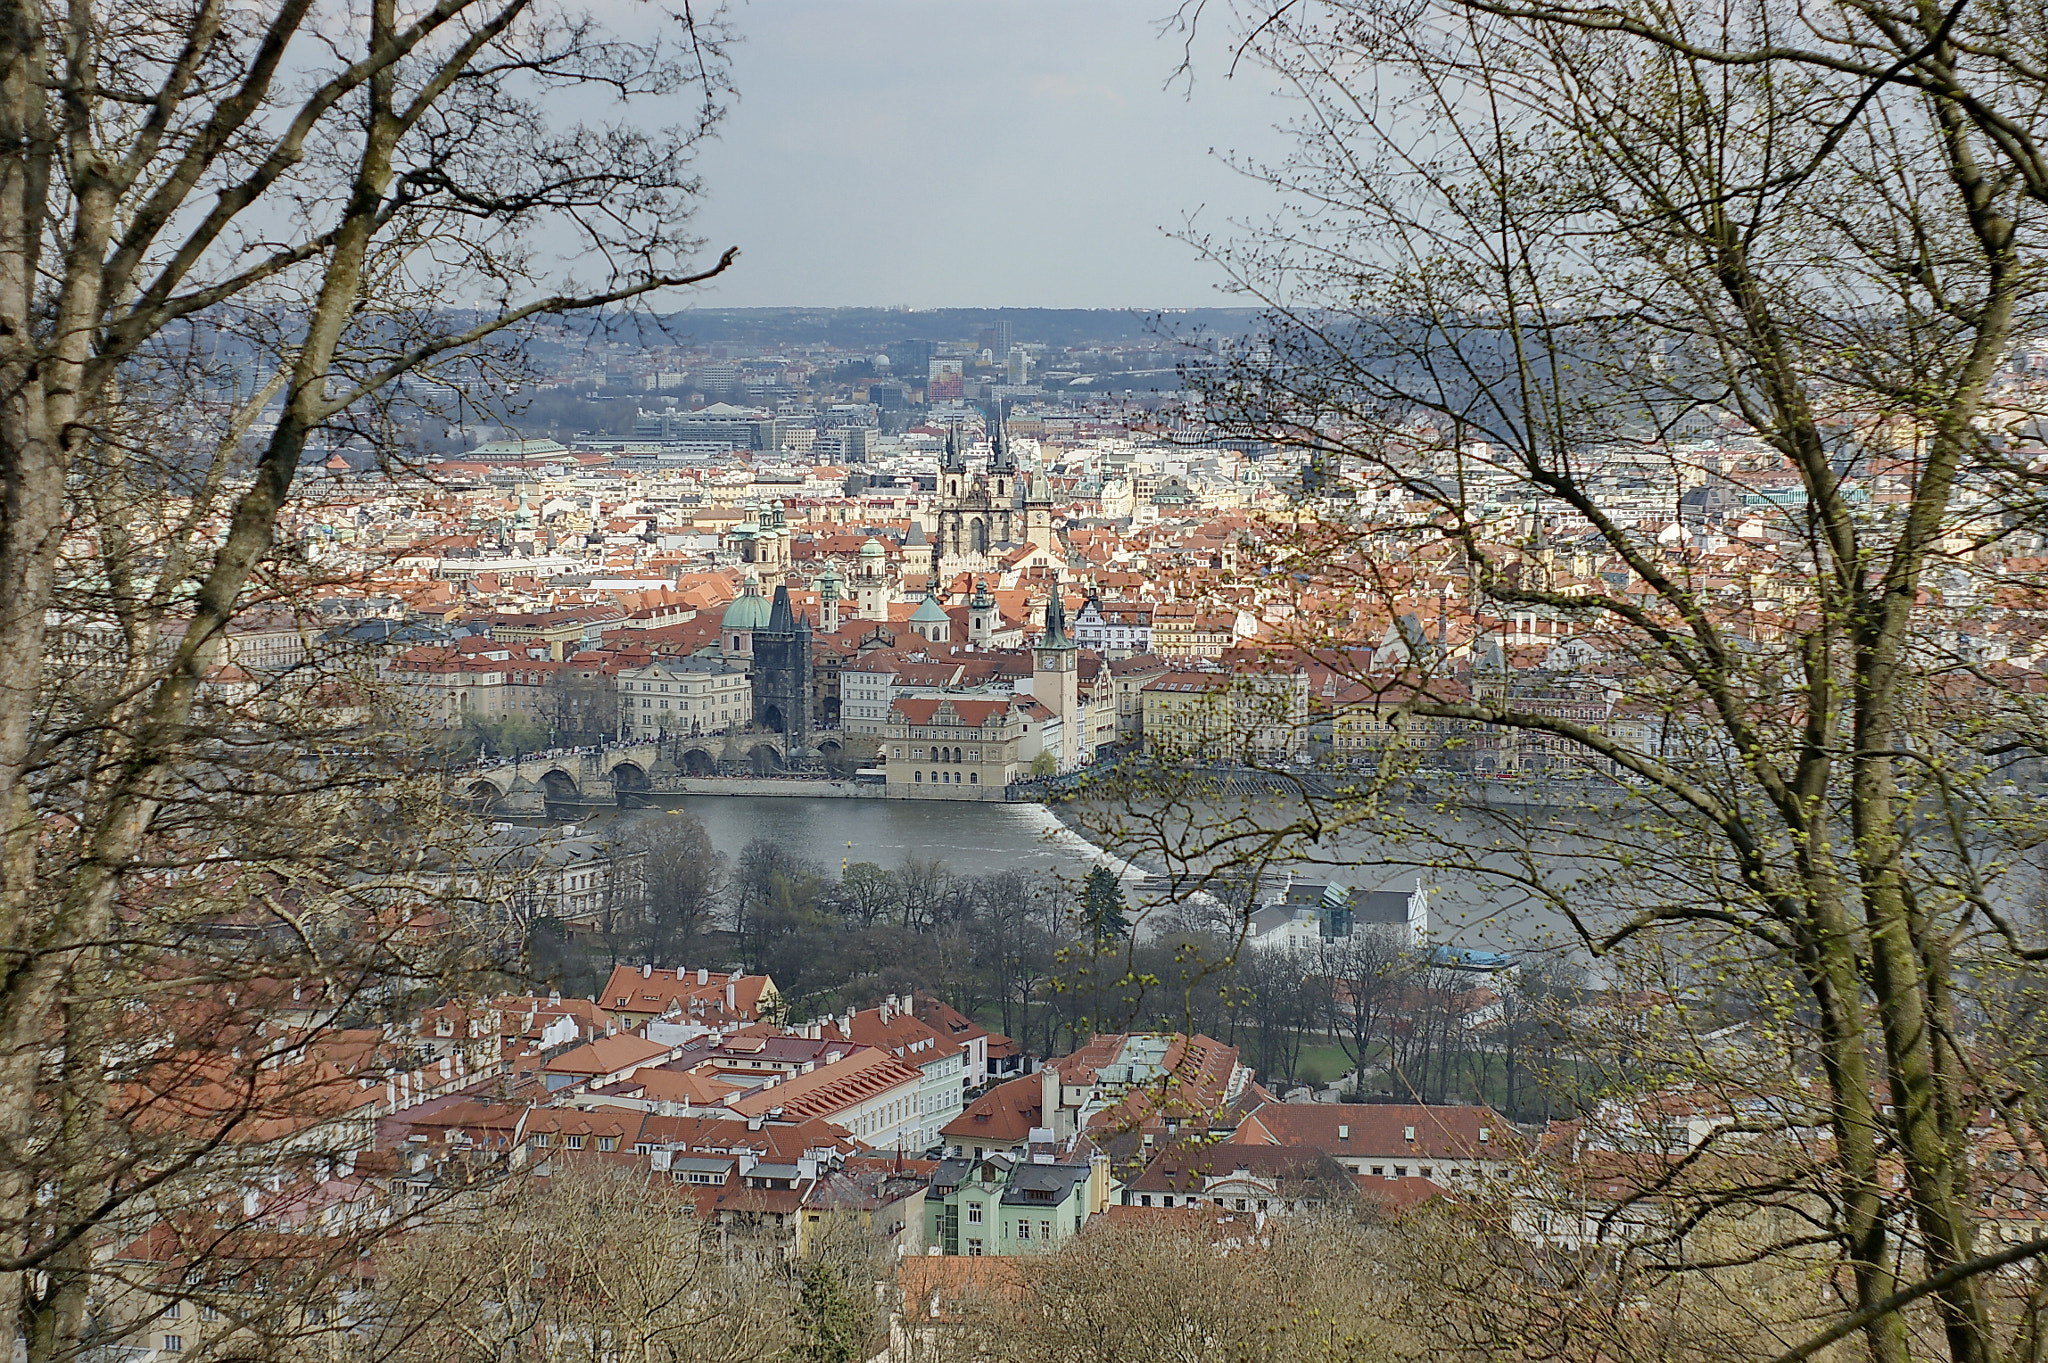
[1141,666,1309,761]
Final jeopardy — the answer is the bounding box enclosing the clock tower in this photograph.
[1032,590,1083,771]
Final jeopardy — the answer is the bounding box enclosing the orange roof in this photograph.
[723,1047,921,1121]
[939,1072,1044,1145]
[543,1034,671,1077]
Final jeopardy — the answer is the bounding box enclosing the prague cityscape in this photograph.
[1,2,2045,1363]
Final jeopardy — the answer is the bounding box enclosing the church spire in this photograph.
[1041,588,1072,649]
[990,398,1012,471]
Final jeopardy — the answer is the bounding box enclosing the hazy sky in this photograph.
[682,2,1295,309]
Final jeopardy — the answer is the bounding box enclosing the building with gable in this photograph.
[811,994,970,1149]
[882,694,1037,797]
[923,1145,1106,1257]
[596,965,781,1032]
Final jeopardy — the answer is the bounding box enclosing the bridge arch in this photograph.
[538,768,581,807]
[463,778,505,812]
[746,743,784,776]
[611,761,652,808]
[680,746,718,776]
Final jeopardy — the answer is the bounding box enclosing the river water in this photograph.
[647,795,1116,883]
[580,791,1578,955]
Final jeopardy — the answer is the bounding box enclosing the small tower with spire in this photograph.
[967,577,999,646]
[1024,469,1054,545]
[990,399,1013,505]
[817,563,843,635]
[1031,588,1083,771]
[855,537,889,622]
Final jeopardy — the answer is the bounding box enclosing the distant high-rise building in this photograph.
[693,362,740,394]
[1005,346,1031,386]
[927,359,965,401]
[886,338,936,376]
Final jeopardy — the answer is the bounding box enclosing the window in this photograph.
[1420,1166,1433,1178]
[597,1136,617,1152]
[1403,1126,1415,1141]
[1140,1194,1152,1207]
[1478,1127,1490,1143]
[1337,1124,1350,1140]
[531,1133,552,1148]
[967,1238,984,1256]
[966,1202,983,1224]
[162,1337,184,1354]
[1040,1220,1051,1241]
[1370,1166,1383,1177]
[163,1303,182,1319]
[1393,1166,1407,1178]
[1235,1199,1247,1211]
[1017,1220,1031,1240]
[566,1134,584,1150]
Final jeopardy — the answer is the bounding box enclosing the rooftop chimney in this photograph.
[641,963,652,978]
[697,967,708,986]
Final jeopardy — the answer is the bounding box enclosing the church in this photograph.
[933,411,1054,577]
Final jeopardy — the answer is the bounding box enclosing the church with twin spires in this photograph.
[933,409,1054,578]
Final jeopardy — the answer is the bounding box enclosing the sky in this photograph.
[679,2,1297,309]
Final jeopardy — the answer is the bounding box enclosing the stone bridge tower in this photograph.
[750,584,813,744]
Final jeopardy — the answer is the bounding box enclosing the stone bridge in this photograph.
[460,733,850,814]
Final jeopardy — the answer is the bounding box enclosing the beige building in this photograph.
[1151,603,1239,658]
[389,648,547,728]
[883,695,1046,798]
[1141,666,1310,761]
[1107,654,1171,742]
[617,655,751,739]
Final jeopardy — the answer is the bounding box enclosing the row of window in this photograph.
[914,770,978,784]
[639,697,737,715]
[957,1217,1079,1254]
[628,678,740,693]
[161,1304,220,1321]
[529,1132,618,1151]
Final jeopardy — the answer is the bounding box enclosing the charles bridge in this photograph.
[461,732,857,814]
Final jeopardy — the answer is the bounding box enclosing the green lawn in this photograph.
[1286,1044,1357,1089]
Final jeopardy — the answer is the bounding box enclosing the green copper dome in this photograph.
[721,577,771,631]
